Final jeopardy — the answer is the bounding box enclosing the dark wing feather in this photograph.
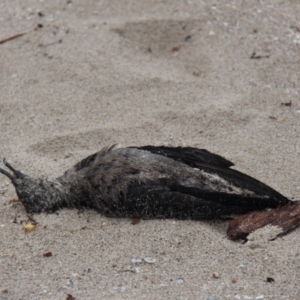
[134,146,234,168]
[73,152,98,172]
[74,145,118,172]
[134,145,288,204]
[125,185,256,220]
[169,185,284,209]
[197,164,289,204]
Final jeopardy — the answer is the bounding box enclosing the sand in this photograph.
[1,1,300,299]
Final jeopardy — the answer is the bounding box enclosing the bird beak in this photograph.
[0,158,24,184]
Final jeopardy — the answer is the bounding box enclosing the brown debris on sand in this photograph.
[227,202,300,240]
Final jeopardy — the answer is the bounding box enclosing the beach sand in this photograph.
[1,1,300,299]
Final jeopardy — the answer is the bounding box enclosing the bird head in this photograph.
[0,159,64,213]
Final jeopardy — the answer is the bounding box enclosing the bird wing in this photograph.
[169,185,283,209]
[134,145,234,168]
[124,184,269,219]
[134,145,288,204]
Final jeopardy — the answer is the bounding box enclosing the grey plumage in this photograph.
[0,145,290,221]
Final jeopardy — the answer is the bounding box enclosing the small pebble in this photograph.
[24,224,36,232]
[177,277,184,284]
[207,297,217,300]
[66,279,73,286]
[131,258,142,264]
[256,296,264,300]
[144,257,156,264]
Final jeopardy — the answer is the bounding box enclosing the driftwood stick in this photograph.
[227,202,300,240]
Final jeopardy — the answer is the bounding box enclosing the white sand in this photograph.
[1,1,300,299]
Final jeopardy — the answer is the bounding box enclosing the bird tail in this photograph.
[227,201,300,240]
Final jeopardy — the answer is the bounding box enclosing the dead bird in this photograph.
[1,145,300,239]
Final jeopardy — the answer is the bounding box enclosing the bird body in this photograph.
[0,145,299,239]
